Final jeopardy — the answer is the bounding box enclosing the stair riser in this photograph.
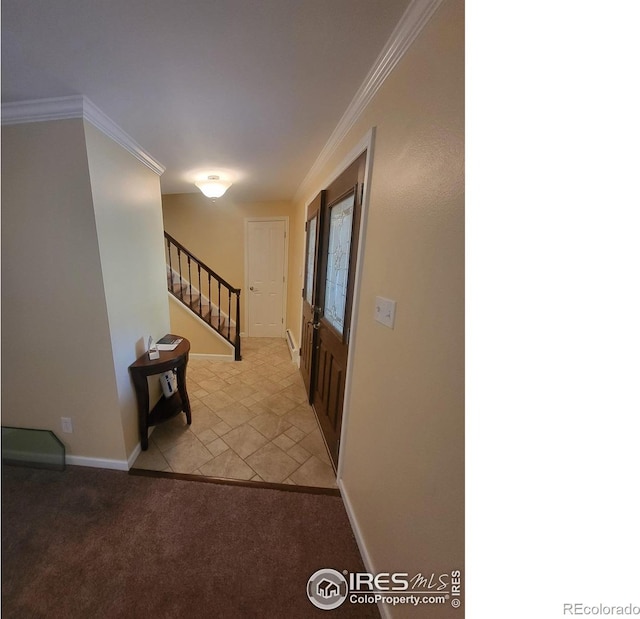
[165,233,241,359]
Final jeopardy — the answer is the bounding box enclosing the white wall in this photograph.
[84,121,170,458]
[1,119,126,461]
[1,117,169,465]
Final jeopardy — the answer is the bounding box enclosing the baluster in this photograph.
[197,264,202,316]
[164,233,241,359]
[235,290,241,360]
[167,237,172,292]
[218,281,221,330]
[188,257,192,306]
[208,275,212,326]
[228,287,231,339]
[177,248,183,300]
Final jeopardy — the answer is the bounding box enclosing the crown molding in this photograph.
[293,0,444,203]
[1,95,165,175]
[1,95,84,124]
[81,98,165,175]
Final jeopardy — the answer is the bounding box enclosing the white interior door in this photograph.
[246,219,287,337]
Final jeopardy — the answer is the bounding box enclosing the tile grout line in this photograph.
[135,338,336,488]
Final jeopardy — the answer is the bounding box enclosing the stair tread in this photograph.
[165,248,242,361]
[170,289,232,331]
[206,314,226,328]
[166,262,239,358]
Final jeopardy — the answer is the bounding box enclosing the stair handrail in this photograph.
[164,232,240,294]
[164,231,242,361]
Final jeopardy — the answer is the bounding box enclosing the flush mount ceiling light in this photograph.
[195,175,232,198]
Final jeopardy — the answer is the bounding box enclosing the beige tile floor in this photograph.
[132,337,337,489]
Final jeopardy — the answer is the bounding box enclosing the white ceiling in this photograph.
[2,0,411,201]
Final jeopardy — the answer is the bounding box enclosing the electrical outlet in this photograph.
[375,296,397,329]
[61,417,73,434]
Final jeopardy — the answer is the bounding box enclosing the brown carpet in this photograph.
[2,465,379,619]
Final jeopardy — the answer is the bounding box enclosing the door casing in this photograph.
[298,128,375,477]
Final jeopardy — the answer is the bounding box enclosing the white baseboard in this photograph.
[66,441,143,472]
[338,478,390,619]
[285,328,300,366]
[65,454,130,471]
[127,442,142,468]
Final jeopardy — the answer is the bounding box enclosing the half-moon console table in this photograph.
[129,336,191,451]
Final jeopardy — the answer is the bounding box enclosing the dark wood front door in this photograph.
[300,191,323,398]
[300,152,366,467]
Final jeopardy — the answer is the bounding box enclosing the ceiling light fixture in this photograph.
[195,175,231,198]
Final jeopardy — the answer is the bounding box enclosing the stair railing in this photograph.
[164,232,241,361]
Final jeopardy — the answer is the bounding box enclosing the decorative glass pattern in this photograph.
[323,194,354,335]
[305,216,317,305]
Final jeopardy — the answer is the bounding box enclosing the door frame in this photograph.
[244,216,289,338]
[298,128,376,478]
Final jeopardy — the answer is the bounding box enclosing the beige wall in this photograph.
[1,117,169,465]
[285,199,304,348]
[168,295,233,356]
[1,0,463,601]
[162,193,295,339]
[84,121,170,457]
[291,1,464,616]
[1,120,126,461]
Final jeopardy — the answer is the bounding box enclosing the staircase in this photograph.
[165,232,242,360]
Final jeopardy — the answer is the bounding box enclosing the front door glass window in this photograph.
[323,194,354,335]
[305,215,317,306]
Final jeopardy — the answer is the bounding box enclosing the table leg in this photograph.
[131,373,150,450]
[176,362,191,425]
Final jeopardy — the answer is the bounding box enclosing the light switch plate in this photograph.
[61,417,73,434]
[375,296,396,329]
